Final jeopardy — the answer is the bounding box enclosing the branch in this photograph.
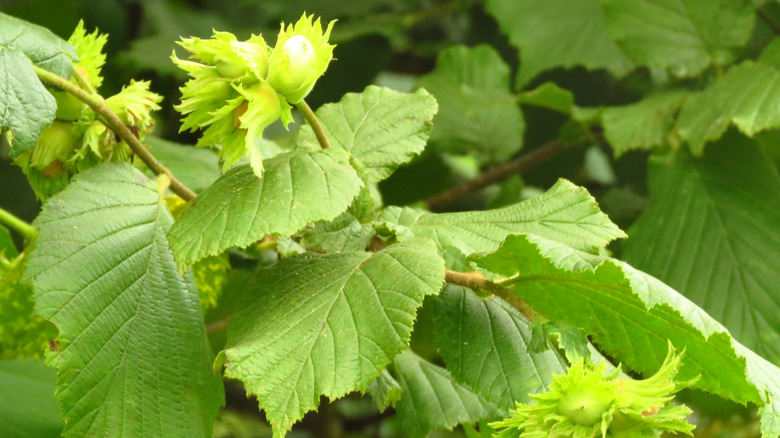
[425,140,566,211]
[759,7,780,35]
[444,269,535,320]
[33,66,197,202]
[296,99,331,149]
[0,207,37,241]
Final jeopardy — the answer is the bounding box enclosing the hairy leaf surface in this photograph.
[26,163,223,437]
[484,0,633,85]
[392,350,500,438]
[602,0,754,77]
[222,239,445,437]
[624,135,780,364]
[417,45,524,162]
[168,147,362,268]
[433,285,565,410]
[675,61,780,154]
[0,12,77,77]
[474,234,780,437]
[296,85,437,182]
[378,179,625,255]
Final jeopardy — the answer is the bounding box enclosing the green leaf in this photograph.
[484,0,633,86]
[221,239,445,436]
[0,225,17,260]
[168,147,362,268]
[0,359,62,438]
[192,254,230,311]
[0,12,78,78]
[301,212,376,253]
[0,48,56,157]
[144,136,221,194]
[624,134,780,364]
[366,369,402,413]
[432,285,566,410]
[602,0,754,77]
[416,45,524,162]
[0,253,57,360]
[675,61,780,154]
[296,85,437,182]
[473,233,780,437]
[528,321,592,363]
[26,163,223,437]
[602,90,688,156]
[516,82,575,115]
[392,350,500,438]
[378,178,625,255]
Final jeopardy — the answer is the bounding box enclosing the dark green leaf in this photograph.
[221,239,445,436]
[624,134,780,364]
[0,12,77,78]
[378,179,625,255]
[168,147,362,269]
[473,233,780,437]
[417,45,524,162]
[392,350,500,438]
[296,85,437,182]
[26,163,223,437]
[484,0,633,85]
[432,285,565,410]
[0,359,61,438]
[602,0,754,77]
[675,61,780,154]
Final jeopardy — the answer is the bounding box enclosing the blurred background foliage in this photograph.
[0,0,769,437]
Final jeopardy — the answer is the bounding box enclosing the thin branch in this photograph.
[445,269,535,320]
[0,207,37,241]
[759,7,780,35]
[33,66,197,202]
[425,140,566,211]
[296,99,330,149]
[206,318,228,334]
[72,65,97,95]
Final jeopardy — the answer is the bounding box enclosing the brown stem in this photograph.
[205,318,228,334]
[444,269,535,320]
[425,140,566,211]
[34,66,197,202]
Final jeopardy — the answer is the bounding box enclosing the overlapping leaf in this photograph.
[295,85,437,182]
[624,134,780,364]
[417,45,524,162]
[484,0,633,85]
[366,369,402,413]
[392,350,500,438]
[0,12,78,77]
[432,285,566,410]
[168,147,362,268]
[473,233,780,437]
[602,90,688,156]
[0,359,61,438]
[602,0,754,77]
[221,239,445,436]
[378,178,625,255]
[301,212,375,253]
[675,61,780,154]
[26,163,223,437]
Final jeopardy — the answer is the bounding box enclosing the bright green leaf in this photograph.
[602,0,754,77]
[432,285,566,410]
[296,85,437,182]
[378,178,625,255]
[168,147,362,269]
[0,359,62,438]
[392,350,500,438]
[484,0,633,85]
[624,134,780,364]
[675,61,780,154]
[192,254,230,311]
[144,136,221,194]
[516,82,575,115]
[417,45,524,162]
[26,163,223,437]
[0,225,17,261]
[221,239,445,436]
[0,12,78,78]
[473,233,780,437]
[602,90,688,156]
[366,369,402,413]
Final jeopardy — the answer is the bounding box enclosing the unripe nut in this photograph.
[52,90,86,121]
[31,121,80,171]
[267,35,316,97]
[557,384,614,426]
